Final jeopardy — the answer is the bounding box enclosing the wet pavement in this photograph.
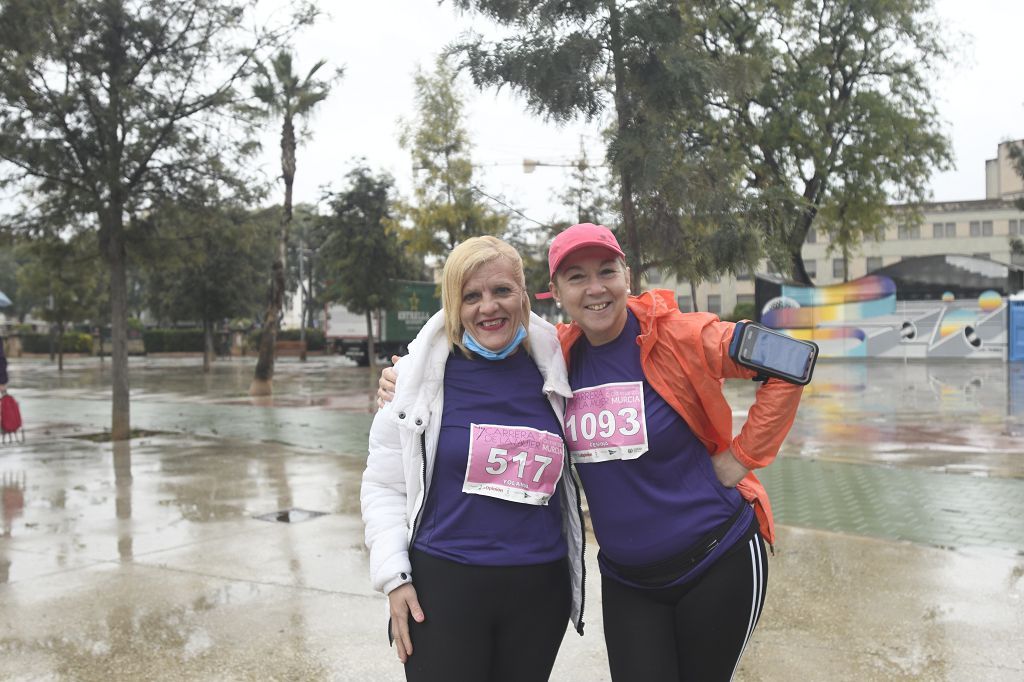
[1,356,1022,680]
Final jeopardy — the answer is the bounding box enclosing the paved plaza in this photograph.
[1,356,1022,680]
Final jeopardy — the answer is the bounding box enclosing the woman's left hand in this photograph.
[711,448,749,488]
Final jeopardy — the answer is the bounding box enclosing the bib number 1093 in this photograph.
[563,381,648,463]
[565,407,641,442]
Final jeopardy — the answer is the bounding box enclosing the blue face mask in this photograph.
[462,324,527,361]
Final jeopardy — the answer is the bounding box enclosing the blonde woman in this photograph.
[361,236,585,682]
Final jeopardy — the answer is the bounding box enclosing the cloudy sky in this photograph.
[257,0,1024,224]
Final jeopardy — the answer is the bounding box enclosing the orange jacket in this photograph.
[557,290,804,545]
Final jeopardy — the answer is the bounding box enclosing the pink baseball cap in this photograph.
[547,223,625,278]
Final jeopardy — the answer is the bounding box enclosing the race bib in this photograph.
[564,381,648,463]
[463,424,565,505]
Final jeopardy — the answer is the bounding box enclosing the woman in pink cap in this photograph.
[380,223,804,681]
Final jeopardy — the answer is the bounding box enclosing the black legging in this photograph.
[405,549,572,682]
[601,530,769,681]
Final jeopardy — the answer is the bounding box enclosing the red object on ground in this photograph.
[1,393,23,442]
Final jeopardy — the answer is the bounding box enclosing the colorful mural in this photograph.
[759,275,1009,360]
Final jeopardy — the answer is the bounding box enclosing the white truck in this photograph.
[324,281,440,366]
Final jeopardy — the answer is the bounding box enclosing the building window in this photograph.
[805,259,817,278]
[982,220,993,236]
[1011,219,1019,236]
[866,256,883,272]
[897,224,920,239]
[970,221,981,237]
[832,258,846,279]
[932,222,944,238]
[945,222,956,237]
[677,295,692,312]
[737,294,755,306]
[736,269,752,281]
[805,229,817,244]
[707,295,721,314]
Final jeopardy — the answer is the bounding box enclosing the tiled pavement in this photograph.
[760,456,1024,554]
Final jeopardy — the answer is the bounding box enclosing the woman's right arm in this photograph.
[362,406,413,593]
[361,403,426,660]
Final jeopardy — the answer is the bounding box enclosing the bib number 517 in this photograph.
[486,447,553,482]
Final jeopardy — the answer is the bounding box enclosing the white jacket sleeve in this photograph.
[361,402,414,596]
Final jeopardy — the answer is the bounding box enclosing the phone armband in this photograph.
[729,321,818,386]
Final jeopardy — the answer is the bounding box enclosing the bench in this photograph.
[274,340,307,357]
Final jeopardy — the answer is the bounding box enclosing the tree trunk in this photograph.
[249,267,282,396]
[298,244,307,363]
[365,309,377,370]
[608,1,642,293]
[105,213,131,441]
[250,115,296,395]
[306,263,315,330]
[57,320,65,372]
[202,318,213,373]
[690,281,699,312]
[788,210,816,285]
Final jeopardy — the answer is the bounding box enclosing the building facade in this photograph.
[664,140,1024,316]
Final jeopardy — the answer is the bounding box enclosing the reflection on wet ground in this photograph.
[724,360,1024,554]
[0,356,1022,680]
[7,356,1024,555]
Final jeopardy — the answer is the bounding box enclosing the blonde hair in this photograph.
[442,236,531,357]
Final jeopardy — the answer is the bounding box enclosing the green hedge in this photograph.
[248,328,326,352]
[723,302,756,323]
[143,329,205,353]
[19,331,94,354]
[142,329,230,354]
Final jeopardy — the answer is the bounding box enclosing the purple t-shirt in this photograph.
[567,311,753,586]
[413,349,568,566]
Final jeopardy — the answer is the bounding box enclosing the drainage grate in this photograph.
[254,508,328,524]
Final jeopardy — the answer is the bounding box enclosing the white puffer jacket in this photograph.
[361,310,586,634]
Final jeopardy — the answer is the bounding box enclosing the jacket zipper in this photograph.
[571,460,587,636]
[409,431,428,544]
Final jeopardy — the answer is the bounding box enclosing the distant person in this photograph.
[379,223,806,681]
[0,332,8,394]
[361,236,584,682]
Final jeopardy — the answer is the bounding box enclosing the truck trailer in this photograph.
[324,280,440,366]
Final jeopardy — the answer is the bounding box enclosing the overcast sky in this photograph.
[257,0,1024,224]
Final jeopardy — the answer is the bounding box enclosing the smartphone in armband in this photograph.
[729,321,819,386]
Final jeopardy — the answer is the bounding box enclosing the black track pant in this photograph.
[404,549,572,682]
[601,531,769,682]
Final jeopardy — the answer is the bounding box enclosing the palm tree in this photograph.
[248,50,340,396]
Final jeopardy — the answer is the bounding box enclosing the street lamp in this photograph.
[522,158,590,174]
